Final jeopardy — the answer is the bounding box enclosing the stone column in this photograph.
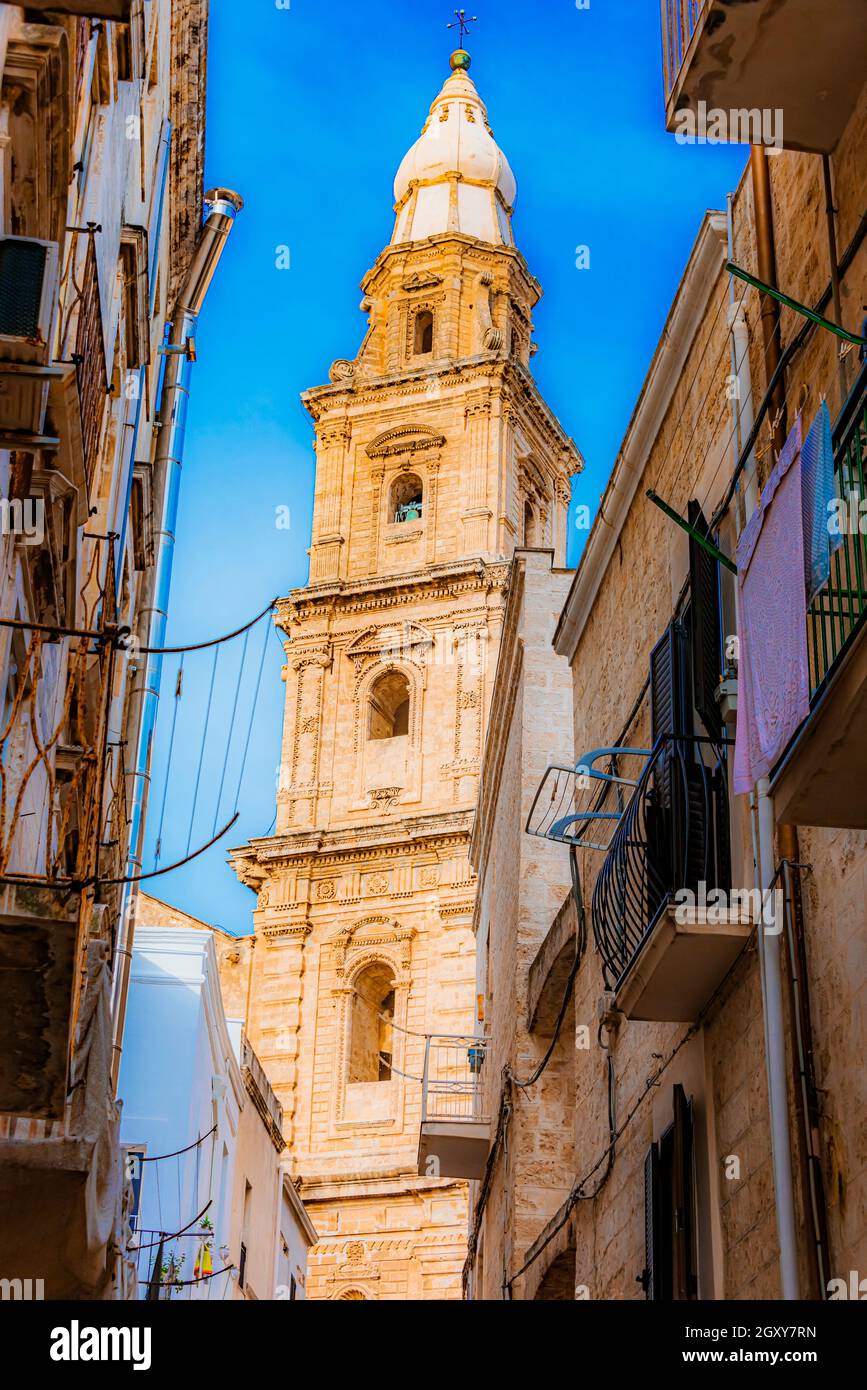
[310,423,350,582]
[554,476,571,567]
[369,462,386,573]
[425,456,441,566]
[461,399,492,556]
[284,648,330,828]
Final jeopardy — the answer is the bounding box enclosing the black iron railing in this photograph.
[807,363,867,700]
[592,735,730,990]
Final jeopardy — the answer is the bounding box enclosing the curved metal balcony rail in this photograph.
[592,735,730,990]
[526,747,653,851]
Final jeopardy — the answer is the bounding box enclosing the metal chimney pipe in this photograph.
[111,189,244,1081]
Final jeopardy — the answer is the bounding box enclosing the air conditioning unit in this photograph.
[0,235,60,442]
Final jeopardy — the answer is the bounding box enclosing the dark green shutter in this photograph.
[0,239,48,339]
[672,1084,697,1301]
[643,1143,662,1301]
[649,621,689,751]
[687,500,723,744]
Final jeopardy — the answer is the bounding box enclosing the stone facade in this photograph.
[469,51,867,1300]
[468,549,576,1299]
[229,54,582,1300]
[0,1,214,1300]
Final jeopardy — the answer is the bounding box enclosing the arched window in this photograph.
[348,963,395,1083]
[368,671,410,739]
[523,501,538,547]
[414,309,434,355]
[390,473,424,525]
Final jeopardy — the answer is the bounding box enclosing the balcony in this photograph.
[591,737,744,1021]
[0,937,133,1297]
[417,1034,489,1181]
[773,363,867,828]
[661,0,867,154]
[528,740,742,1022]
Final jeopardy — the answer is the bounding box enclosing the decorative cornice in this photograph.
[277,559,508,626]
[232,812,475,875]
[242,1068,287,1153]
[366,425,447,459]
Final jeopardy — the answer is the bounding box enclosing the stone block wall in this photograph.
[472,78,867,1299]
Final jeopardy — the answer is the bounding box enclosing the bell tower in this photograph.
[232,46,582,1300]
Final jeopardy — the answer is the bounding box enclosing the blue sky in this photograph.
[144,0,746,934]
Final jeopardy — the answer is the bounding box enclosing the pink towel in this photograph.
[734,418,810,795]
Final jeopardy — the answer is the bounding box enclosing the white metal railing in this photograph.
[421,1033,488,1124]
[660,0,707,100]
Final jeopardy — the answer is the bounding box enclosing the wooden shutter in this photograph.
[687,500,723,744]
[643,1143,662,1301]
[671,1084,697,1301]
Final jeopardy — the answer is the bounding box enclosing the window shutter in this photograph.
[649,621,690,872]
[671,1084,697,1301]
[643,1143,662,1301]
[687,500,723,744]
[649,621,689,751]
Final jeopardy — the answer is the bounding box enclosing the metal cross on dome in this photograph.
[447,9,478,46]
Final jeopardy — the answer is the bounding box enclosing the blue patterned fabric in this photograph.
[800,401,841,603]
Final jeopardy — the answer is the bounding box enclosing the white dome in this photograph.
[392,58,517,247]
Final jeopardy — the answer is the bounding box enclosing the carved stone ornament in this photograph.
[368,788,402,813]
[329,359,356,383]
[366,425,446,459]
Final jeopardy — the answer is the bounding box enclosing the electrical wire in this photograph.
[153,653,183,867]
[500,928,758,1294]
[213,628,248,834]
[186,644,219,855]
[137,598,277,655]
[131,1200,215,1252]
[138,1124,217,1163]
[232,611,271,812]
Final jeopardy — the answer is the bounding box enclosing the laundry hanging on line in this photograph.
[734,416,811,795]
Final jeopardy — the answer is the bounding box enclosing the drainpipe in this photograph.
[114,121,173,591]
[110,189,244,1082]
[755,781,800,1299]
